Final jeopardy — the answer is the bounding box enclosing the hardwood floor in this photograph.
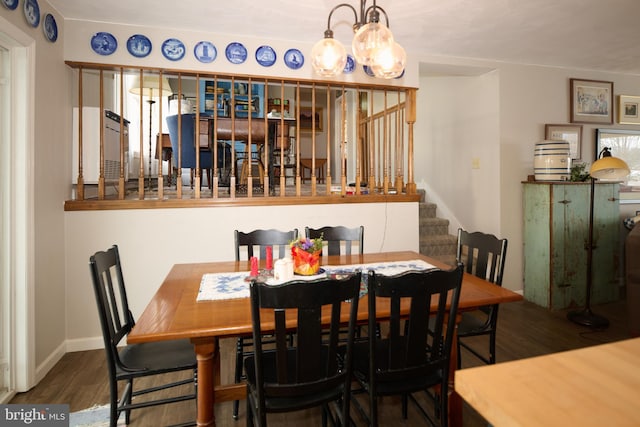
[10,299,632,426]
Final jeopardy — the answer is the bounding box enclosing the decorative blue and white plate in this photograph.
[343,54,355,74]
[23,0,40,27]
[225,42,247,64]
[43,13,57,42]
[127,34,152,58]
[91,32,118,56]
[162,38,186,61]
[284,48,304,70]
[255,45,276,67]
[194,41,217,63]
[2,0,19,10]
[363,65,375,77]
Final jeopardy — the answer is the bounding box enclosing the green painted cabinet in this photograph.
[523,182,620,309]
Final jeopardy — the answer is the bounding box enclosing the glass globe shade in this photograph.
[351,22,394,66]
[311,38,347,77]
[371,42,406,79]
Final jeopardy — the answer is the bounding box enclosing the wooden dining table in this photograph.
[127,251,523,426]
[456,337,640,427]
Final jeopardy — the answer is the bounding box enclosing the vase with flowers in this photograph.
[290,235,323,275]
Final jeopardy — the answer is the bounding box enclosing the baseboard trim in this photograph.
[33,342,66,388]
[65,336,104,353]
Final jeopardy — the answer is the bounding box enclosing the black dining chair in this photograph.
[456,228,508,367]
[245,273,362,427]
[232,228,298,419]
[89,245,197,427]
[305,225,364,256]
[351,264,464,427]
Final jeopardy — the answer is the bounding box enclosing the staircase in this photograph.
[417,190,458,266]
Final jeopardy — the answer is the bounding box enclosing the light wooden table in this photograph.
[456,337,640,427]
[128,251,522,426]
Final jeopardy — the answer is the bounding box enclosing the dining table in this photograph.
[127,250,523,426]
[455,336,640,427]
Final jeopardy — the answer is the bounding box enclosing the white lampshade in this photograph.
[590,155,630,179]
[370,42,406,79]
[311,37,348,77]
[129,75,172,98]
[351,21,394,66]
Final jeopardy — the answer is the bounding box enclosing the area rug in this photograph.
[69,404,126,427]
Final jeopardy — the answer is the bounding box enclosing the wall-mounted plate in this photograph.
[225,42,247,64]
[194,41,217,63]
[91,32,118,56]
[43,13,57,42]
[2,0,19,10]
[363,65,375,77]
[127,34,152,58]
[23,0,40,27]
[255,45,276,67]
[284,48,304,70]
[162,38,186,61]
[343,55,355,74]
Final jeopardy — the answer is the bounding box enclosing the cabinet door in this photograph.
[590,183,620,304]
[552,184,589,309]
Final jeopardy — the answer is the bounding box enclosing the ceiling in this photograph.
[47,0,640,75]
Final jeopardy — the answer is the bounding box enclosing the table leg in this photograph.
[193,338,218,427]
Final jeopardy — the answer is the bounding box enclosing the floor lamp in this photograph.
[567,147,630,328]
[129,75,172,190]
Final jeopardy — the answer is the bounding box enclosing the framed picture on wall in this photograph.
[545,123,583,160]
[299,107,323,131]
[569,78,614,124]
[618,95,640,124]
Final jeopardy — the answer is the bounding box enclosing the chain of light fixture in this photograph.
[311,0,406,79]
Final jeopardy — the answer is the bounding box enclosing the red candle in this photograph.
[250,256,259,276]
[266,246,273,270]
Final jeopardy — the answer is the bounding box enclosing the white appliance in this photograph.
[72,107,129,184]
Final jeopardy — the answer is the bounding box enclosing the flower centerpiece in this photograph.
[290,235,323,275]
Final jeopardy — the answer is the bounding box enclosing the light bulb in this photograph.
[371,42,406,79]
[311,37,347,77]
[352,22,394,66]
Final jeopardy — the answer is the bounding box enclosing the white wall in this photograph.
[63,203,418,349]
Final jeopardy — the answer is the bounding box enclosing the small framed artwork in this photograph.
[545,124,583,160]
[618,95,640,124]
[570,78,614,124]
[299,107,323,132]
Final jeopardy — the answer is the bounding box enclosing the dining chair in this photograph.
[89,245,197,427]
[305,225,364,256]
[245,273,362,427]
[456,228,508,367]
[351,264,464,427]
[232,228,298,419]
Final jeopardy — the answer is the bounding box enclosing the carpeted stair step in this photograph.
[419,233,457,258]
[419,201,437,219]
[420,217,450,236]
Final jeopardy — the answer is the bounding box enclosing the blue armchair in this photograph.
[166,114,230,189]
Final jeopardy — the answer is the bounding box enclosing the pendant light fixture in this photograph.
[311,0,405,79]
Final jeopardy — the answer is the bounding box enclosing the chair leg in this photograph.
[233,337,244,420]
[489,331,497,364]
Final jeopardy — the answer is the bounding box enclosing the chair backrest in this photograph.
[89,245,134,375]
[305,225,364,256]
[234,228,298,260]
[366,264,463,391]
[166,114,213,169]
[248,273,362,420]
[456,228,508,286]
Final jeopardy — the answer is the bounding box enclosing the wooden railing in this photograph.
[64,62,418,210]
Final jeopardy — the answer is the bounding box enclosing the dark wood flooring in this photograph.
[10,299,633,426]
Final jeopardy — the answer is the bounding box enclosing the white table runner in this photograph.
[197,259,437,302]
